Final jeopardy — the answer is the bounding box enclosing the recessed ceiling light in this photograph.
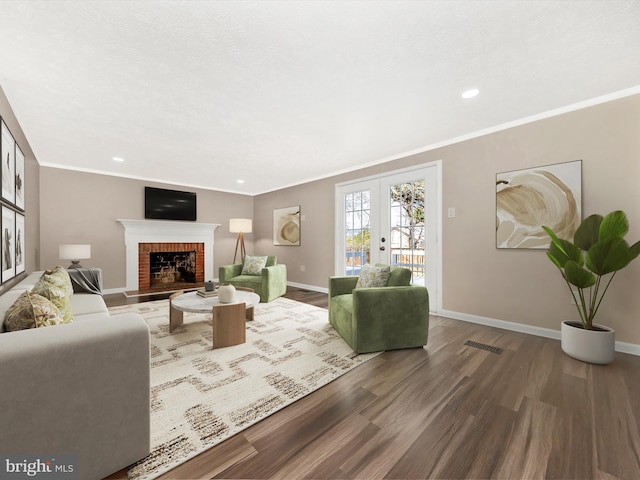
[237,179,245,184]
[112,156,125,162]
[461,89,480,99]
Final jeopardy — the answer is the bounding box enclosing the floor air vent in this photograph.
[464,340,503,354]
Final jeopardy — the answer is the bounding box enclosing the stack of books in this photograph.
[196,288,217,298]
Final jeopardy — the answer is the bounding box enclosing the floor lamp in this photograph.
[229,218,252,264]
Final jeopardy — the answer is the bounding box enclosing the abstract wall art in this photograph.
[496,160,582,249]
[273,206,300,246]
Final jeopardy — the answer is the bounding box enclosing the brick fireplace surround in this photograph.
[117,219,221,292]
[138,242,204,290]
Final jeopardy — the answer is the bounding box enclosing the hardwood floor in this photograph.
[104,288,640,479]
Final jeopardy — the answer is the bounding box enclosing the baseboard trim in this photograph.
[439,309,640,357]
[103,287,126,295]
[287,281,329,294]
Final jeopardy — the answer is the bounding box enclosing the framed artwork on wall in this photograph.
[1,119,16,205]
[496,160,582,249]
[273,206,301,246]
[2,205,16,282]
[15,212,25,275]
[15,144,24,210]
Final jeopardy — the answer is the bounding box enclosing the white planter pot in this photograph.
[561,321,615,364]
[217,283,236,304]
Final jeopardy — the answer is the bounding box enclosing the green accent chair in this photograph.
[218,255,287,303]
[328,265,429,353]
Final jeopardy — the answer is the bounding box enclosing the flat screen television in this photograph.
[144,186,197,221]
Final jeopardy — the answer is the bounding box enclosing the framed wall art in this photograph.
[15,143,24,210]
[496,160,582,249]
[1,119,16,205]
[273,206,300,246]
[2,205,16,282]
[0,116,27,284]
[15,212,25,275]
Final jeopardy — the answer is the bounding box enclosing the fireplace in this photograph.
[118,219,220,293]
[138,243,204,291]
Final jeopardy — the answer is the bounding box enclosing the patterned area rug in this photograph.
[107,297,379,480]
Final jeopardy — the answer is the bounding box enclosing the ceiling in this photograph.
[0,1,639,196]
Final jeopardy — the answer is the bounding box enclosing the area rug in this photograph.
[107,297,379,480]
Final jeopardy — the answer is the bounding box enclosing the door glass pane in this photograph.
[389,180,425,285]
[345,190,370,275]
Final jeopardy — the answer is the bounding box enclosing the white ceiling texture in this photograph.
[0,0,639,195]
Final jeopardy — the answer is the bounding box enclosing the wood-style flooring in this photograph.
[104,287,640,480]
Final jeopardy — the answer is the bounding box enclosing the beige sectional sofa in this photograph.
[0,271,151,480]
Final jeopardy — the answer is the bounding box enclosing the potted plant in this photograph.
[543,210,640,364]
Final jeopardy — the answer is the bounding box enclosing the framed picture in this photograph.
[15,143,25,210]
[1,119,16,205]
[496,160,582,249]
[15,212,25,275]
[2,206,16,282]
[273,206,300,246]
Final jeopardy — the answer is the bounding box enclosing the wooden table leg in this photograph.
[212,303,247,348]
[169,291,184,333]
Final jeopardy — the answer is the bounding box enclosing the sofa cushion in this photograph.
[356,264,391,288]
[31,266,74,323]
[3,291,64,332]
[241,255,268,275]
[71,293,109,316]
[376,264,412,286]
[0,290,24,333]
[226,275,262,285]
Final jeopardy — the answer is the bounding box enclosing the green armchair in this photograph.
[218,255,287,303]
[328,265,429,353]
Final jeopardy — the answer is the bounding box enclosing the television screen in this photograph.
[144,186,197,221]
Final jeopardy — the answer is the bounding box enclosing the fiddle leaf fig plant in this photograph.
[543,210,640,330]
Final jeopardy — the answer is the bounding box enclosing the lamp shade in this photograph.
[59,244,91,260]
[229,218,252,234]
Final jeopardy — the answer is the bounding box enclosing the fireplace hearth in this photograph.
[117,219,220,293]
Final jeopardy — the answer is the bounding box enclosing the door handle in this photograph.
[379,246,386,251]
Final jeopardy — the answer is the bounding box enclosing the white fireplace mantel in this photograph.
[117,219,221,291]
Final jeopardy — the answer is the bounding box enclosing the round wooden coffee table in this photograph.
[169,290,260,348]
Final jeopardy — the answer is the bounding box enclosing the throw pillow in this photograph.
[3,291,64,332]
[355,264,391,288]
[31,265,74,323]
[241,255,268,276]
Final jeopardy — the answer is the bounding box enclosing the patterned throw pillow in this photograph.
[3,291,64,332]
[31,265,74,323]
[241,255,268,276]
[355,264,391,288]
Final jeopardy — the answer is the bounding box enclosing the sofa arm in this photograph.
[219,263,243,283]
[353,285,430,351]
[328,276,359,298]
[261,264,287,302]
[0,313,151,480]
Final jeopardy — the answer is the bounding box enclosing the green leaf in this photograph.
[548,238,583,268]
[630,240,640,260]
[599,210,629,241]
[564,260,596,288]
[586,237,633,275]
[574,214,602,251]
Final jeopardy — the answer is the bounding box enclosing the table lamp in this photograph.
[229,218,252,263]
[59,244,91,269]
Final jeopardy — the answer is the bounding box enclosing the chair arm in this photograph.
[329,276,359,298]
[0,314,151,479]
[219,263,243,282]
[261,264,287,302]
[353,285,430,351]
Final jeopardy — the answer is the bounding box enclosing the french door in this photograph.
[335,162,440,311]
